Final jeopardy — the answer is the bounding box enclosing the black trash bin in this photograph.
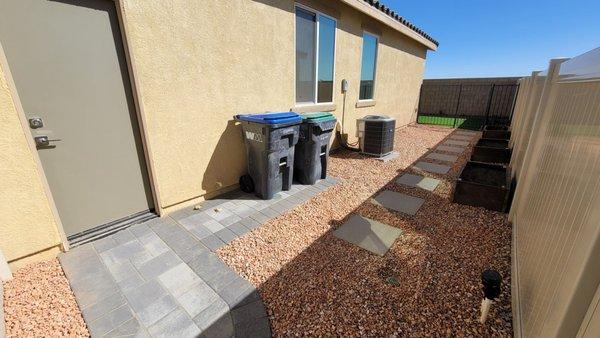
[294,112,337,185]
[235,112,302,199]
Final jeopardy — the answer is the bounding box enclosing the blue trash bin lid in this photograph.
[235,112,302,125]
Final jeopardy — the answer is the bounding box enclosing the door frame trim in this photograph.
[0,0,165,252]
[113,0,163,215]
[0,42,70,251]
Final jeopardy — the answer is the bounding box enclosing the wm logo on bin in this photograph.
[245,131,263,143]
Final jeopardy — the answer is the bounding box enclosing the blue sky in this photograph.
[385,0,600,78]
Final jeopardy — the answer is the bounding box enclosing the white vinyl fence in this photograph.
[509,47,600,337]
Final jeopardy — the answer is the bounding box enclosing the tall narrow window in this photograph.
[359,32,378,100]
[317,16,335,103]
[295,6,336,104]
[295,8,316,103]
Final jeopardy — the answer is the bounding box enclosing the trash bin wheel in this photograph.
[239,174,255,193]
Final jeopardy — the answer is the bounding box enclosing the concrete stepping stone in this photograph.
[449,135,472,141]
[443,139,469,147]
[455,130,477,135]
[414,161,451,174]
[425,152,458,163]
[333,214,403,256]
[371,190,425,216]
[454,134,477,139]
[396,173,440,191]
[436,145,464,154]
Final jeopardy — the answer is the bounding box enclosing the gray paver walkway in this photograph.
[60,178,337,337]
[396,173,441,191]
[425,152,459,163]
[333,214,403,256]
[436,145,465,154]
[371,190,425,216]
[414,161,452,174]
[171,177,338,252]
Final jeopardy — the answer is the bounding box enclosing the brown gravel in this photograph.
[218,124,512,337]
[2,259,89,337]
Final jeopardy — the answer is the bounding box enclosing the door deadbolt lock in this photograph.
[29,117,44,129]
[34,136,50,147]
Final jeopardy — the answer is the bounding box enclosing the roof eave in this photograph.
[338,0,438,51]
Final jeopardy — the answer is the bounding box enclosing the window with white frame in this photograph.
[359,32,378,100]
[295,6,336,104]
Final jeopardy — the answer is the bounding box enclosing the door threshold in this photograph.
[67,210,157,247]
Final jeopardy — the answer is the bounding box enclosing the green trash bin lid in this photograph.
[300,112,336,123]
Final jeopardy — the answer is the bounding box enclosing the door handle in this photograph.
[34,136,60,148]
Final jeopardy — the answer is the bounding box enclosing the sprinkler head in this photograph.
[481,269,502,300]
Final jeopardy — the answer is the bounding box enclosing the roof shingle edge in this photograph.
[363,0,438,46]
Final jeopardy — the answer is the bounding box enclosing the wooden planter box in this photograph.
[482,125,511,140]
[471,138,512,163]
[453,161,511,212]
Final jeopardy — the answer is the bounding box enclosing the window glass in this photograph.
[295,8,316,103]
[317,16,335,103]
[359,32,378,100]
[295,7,336,104]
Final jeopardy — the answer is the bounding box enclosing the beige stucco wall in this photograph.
[0,0,429,266]
[121,0,428,212]
[332,6,427,133]
[0,57,62,269]
[121,0,295,210]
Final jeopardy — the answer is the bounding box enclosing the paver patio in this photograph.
[59,178,337,337]
[171,178,337,252]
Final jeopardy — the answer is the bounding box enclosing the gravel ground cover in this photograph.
[218,124,512,336]
[2,259,89,337]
